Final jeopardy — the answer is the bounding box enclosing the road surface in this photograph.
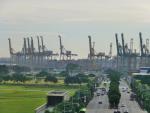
[86,79,148,113]
[119,80,147,113]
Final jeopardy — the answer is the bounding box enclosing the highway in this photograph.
[86,79,148,113]
[119,80,147,113]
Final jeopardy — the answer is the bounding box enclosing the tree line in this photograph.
[131,75,150,113]
[107,70,121,108]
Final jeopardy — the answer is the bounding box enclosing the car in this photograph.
[101,93,104,96]
[114,109,121,113]
[124,112,128,113]
[127,91,130,93]
[98,101,102,104]
[117,111,121,113]
[97,93,100,96]
[121,103,126,107]
[123,109,128,113]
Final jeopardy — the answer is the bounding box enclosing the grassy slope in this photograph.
[0,85,79,113]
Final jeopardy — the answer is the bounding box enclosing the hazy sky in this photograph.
[1,0,150,58]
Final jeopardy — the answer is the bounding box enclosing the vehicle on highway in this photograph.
[97,92,100,96]
[96,90,101,96]
[101,87,106,91]
[127,91,130,93]
[122,87,127,92]
[123,108,129,113]
[98,101,102,104]
[130,93,136,101]
[114,110,121,113]
[124,111,128,113]
[101,92,105,95]
[121,103,126,107]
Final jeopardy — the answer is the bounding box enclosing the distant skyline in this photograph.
[1,0,150,58]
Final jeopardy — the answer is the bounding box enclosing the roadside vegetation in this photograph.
[47,78,96,113]
[131,75,150,113]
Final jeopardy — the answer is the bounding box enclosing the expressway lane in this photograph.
[119,80,147,113]
[86,79,148,113]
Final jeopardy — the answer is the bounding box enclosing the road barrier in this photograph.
[35,103,47,113]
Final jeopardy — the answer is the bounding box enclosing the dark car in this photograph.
[98,101,102,104]
[114,110,121,113]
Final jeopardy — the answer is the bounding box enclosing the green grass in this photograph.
[0,84,80,113]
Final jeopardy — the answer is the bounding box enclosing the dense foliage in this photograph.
[0,65,9,74]
[59,71,68,77]
[36,71,49,77]
[64,73,90,84]
[134,75,150,85]
[0,73,29,83]
[45,75,58,83]
[107,70,121,108]
[12,65,31,73]
[66,63,79,76]
[131,76,150,113]
[49,79,96,113]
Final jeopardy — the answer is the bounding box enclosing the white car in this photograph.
[121,103,126,107]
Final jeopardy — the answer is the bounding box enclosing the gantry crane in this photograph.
[139,32,150,66]
[88,35,105,60]
[58,35,77,60]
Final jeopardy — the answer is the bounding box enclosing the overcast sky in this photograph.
[0,0,150,58]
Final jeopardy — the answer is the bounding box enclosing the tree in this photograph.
[59,71,68,77]
[0,65,9,75]
[45,75,58,83]
[64,76,81,84]
[107,70,121,108]
[12,73,27,83]
[0,77,3,82]
[36,71,49,77]
[2,75,12,81]
[66,63,79,76]
[13,65,31,73]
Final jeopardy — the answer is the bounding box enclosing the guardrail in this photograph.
[35,103,47,113]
